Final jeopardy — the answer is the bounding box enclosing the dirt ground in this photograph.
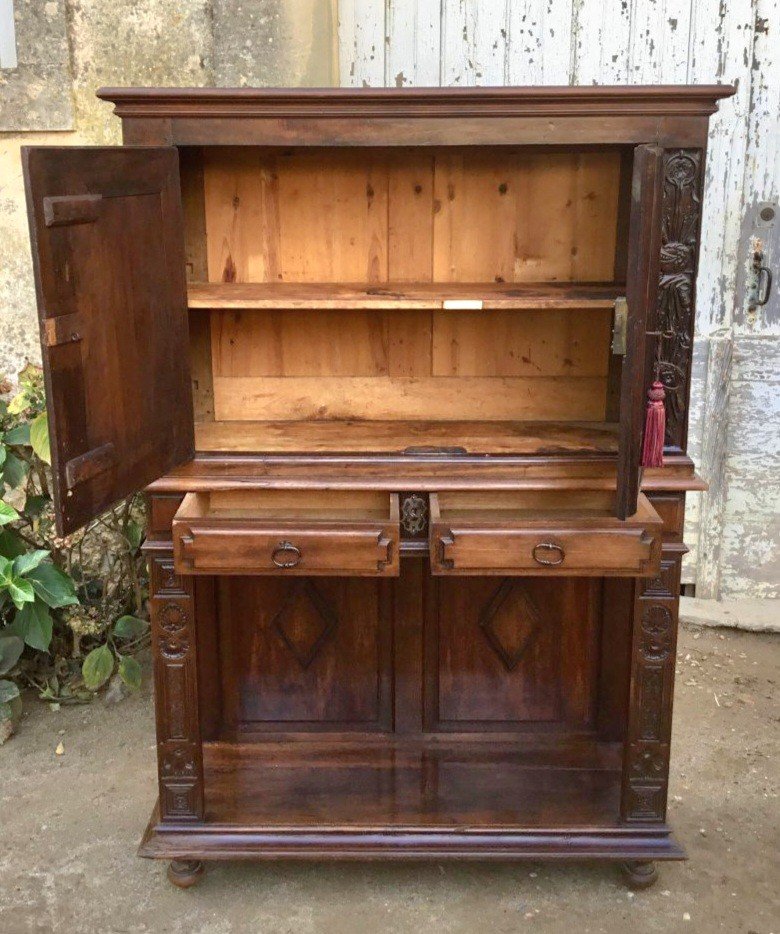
[1,621,777,934]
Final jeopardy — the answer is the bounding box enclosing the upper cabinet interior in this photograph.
[181,144,630,456]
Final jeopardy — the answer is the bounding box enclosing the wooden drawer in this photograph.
[429,491,662,577]
[646,493,686,541]
[172,490,399,576]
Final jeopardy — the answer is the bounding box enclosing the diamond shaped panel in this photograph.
[478,580,542,671]
[270,580,338,670]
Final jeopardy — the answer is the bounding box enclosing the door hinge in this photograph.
[611,297,628,356]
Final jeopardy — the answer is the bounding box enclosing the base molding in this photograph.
[139,803,686,862]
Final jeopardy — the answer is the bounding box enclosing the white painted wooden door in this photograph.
[337,0,780,600]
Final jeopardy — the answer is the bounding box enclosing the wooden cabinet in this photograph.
[22,84,732,889]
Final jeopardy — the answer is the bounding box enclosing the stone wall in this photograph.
[0,0,337,377]
[1,0,777,602]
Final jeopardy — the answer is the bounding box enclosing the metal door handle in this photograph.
[756,264,773,306]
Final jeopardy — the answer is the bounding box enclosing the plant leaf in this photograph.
[7,391,29,416]
[27,563,79,608]
[0,530,26,560]
[22,494,48,519]
[0,445,6,470]
[0,501,20,526]
[12,550,51,577]
[113,615,148,641]
[0,679,20,703]
[3,452,27,489]
[8,577,35,609]
[14,601,53,652]
[82,644,114,691]
[0,635,24,675]
[118,655,142,691]
[125,520,144,551]
[29,413,50,465]
[3,423,31,446]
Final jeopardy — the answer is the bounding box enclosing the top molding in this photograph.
[98,85,735,120]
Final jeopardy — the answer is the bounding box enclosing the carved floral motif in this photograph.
[656,149,702,450]
[624,549,682,822]
[161,744,198,778]
[151,567,203,822]
[161,562,182,591]
[641,605,674,661]
[158,602,190,659]
[630,742,667,780]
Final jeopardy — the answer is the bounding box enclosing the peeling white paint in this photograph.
[338,0,780,600]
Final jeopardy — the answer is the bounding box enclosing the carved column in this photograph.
[149,552,204,822]
[652,149,704,454]
[621,543,685,822]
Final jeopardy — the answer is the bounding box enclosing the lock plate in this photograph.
[738,200,777,327]
[611,297,628,355]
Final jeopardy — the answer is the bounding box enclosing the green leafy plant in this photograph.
[0,365,149,743]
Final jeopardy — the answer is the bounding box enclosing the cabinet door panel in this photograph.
[616,144,664,518]
[425,576,601,731]
[218,576,393,733]
[23,147,193,535]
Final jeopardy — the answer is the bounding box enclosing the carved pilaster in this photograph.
[654,149,704,453]
[149,554,204,822]
[621,545,684,823]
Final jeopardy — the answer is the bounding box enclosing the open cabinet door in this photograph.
[23,147,194,536]
[616,144,664,520]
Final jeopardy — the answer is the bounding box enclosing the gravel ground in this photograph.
[1,621,778,934]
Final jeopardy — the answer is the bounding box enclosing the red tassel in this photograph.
[641,381,666,468]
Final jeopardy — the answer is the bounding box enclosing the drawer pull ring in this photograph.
[272,541,302,569]
[532,542,565,566]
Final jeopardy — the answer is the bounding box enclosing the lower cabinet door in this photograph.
[429,490,662,577]
[172,490,399,576]
[211,575,395,734]
[423,574,604,732]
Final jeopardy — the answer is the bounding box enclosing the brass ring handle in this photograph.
[532,541,565,566]
[272,541,301,569]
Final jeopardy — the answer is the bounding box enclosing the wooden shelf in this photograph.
[194,420,620,455]
[202,738,621,829]
[188,281,623,311]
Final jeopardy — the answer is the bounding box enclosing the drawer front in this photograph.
[431,526,661,577]
[173,522,399,576]
[646,493,686,541]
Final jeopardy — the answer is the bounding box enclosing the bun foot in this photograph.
[620,860,658,890]
[167,859,205,888]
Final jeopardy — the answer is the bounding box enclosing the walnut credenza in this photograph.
[23,85,733,888]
